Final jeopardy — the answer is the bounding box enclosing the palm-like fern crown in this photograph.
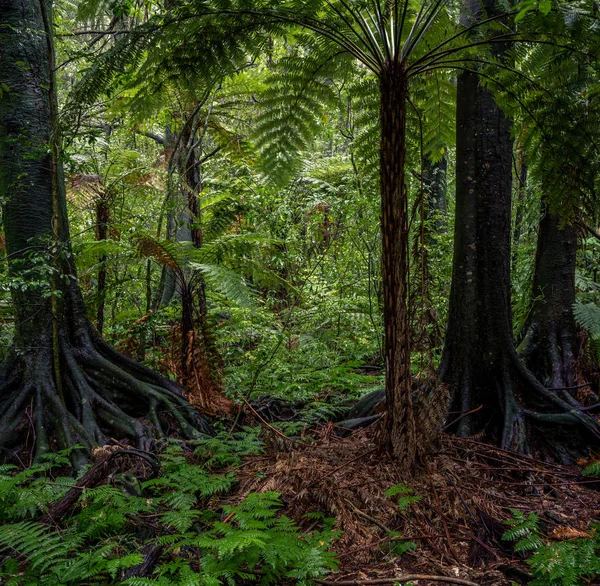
[70,0,600,212]
[69,0,482,185]
[490,1,600,222]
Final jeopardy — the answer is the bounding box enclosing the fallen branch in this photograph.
[41,449,159,525]
[315,574,480,586]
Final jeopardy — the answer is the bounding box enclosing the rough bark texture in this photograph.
[0,0,210,465]
[439,17,600,457]
[520,207,579,389]
[379,62,449,470]
[379,62,416,469]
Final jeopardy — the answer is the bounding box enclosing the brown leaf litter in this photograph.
[229,424,600,586]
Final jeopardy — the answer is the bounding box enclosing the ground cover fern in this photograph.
[0,433,339,585]
[503,508,600,585]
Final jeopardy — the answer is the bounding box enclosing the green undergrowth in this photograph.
[0,431,339,586]
[503,508,600,586]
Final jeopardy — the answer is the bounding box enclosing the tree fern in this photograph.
[252,37,355,186]
[573,302,600,340]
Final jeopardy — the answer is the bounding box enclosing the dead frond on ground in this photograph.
[232,425,600,586]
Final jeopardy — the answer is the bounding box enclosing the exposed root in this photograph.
[443,348,600,459]
[0,326,212,466]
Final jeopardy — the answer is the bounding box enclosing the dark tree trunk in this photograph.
[95,194,110,335]
[439,64,526,446]
[519,206,578,389]
[0,0,210,465]
[424,156,448,232]
[439,21,600,456]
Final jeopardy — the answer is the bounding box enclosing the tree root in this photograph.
[442,348,600,459]
[0,325,212,466]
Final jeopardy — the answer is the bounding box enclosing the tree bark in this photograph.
[379,61,418,469]
[519,206,578,389]
[439,12,600,456]
[439,64,523,446]
[0,0,210,465]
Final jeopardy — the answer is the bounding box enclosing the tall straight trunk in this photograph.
[439,3,600,457]
[520,205,578,389]
[378,62,449,470]
[439,66,518,444]
[379,62,417,468]
[0,0,209,465]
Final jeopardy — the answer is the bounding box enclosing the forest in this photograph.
[1,0,600,584]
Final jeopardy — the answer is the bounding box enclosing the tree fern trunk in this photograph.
[379,61,417,470]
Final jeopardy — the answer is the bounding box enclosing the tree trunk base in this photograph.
[0,326,212,467]
[442,348,600,461]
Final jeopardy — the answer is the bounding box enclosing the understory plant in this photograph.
[503,508,600,586]
[0,434,339,586]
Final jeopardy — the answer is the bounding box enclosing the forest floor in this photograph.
[230,423,600,586]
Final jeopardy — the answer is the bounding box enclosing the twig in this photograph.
[444,471,479,526]
[455,524,500,560]
[547,382,593,391]
[581,222,600,243]
[236,391,301,444]
[453,436,569,472]
[338,534,444,559]
[413,513,447,559]
[319,448,377,480]
[429,471,460,562]
[343,498,390,533]
[444,404,483,430]
[315,574,480,586]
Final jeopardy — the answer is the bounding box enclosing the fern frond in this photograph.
[574,302,600,339]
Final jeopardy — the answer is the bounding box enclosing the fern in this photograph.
[0,437,339,586]
[574,301,600,339]
[502,509,544,553]
[385,483,422,512]
[574,301,600,363]
[193,429,264,468]
[528,524,600,586]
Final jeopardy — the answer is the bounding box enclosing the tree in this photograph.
[439,0,600,456]
[520,206,578,390]
[0,0,210,465]
[72,0,467,470]
[516,30,600,394]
